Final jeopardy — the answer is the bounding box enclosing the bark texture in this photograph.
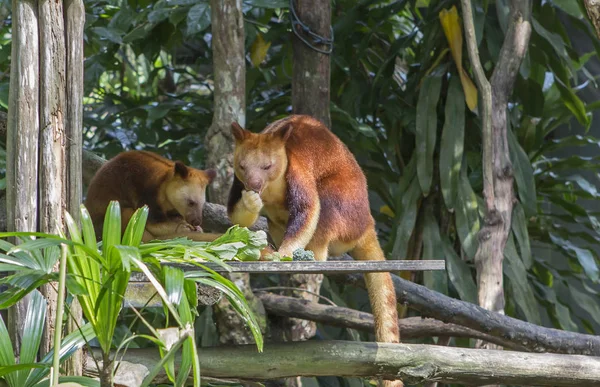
[64,0,85,375]
[460,0,532,356]
[291,0,332,128]
[85,341,600,387]
[205,0,245,204]
[38,0,67,356]
[257,293,527,351]
[584,0,600,39]
[6,0,40,354]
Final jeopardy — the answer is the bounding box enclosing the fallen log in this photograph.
[84,340,600,387]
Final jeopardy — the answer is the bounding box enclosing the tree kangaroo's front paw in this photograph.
[176,221,198,233]
[241,190,263,213]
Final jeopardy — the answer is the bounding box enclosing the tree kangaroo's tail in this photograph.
[350,227,400,344]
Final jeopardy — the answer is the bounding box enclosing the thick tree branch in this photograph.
[460,0,493,207]
[336,269,600,356]
[257,292,527,351]
[461,0,532,358]
[85,341,600,387]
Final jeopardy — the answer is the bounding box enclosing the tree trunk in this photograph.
[291,0,332,128]
[206,0,267,348]
[6,0,39,354]
[205,0,245,204]
[38,0,67,357]
[64,0,85,375]
[284,0,332,368]
[460,0,532,364]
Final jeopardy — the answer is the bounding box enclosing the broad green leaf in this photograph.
[555,82,591,131]
[17,291,46,386]
[549,233,599,282]
[439,76,465,211]
[511,202,533,269]
[441,235,477,304]
[508,128,537,216]
[91,27,123,44]
[186,3,211,36]
[0,304,17,387]
[391,177,422,259]
[569,285,600,323]
[416,74,442,196]
[551,0,582,18]
[504,234,541,325]
[455,166,480,259]
[421,207,448,295]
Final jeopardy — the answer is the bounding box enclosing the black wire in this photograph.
[289,0,334,55]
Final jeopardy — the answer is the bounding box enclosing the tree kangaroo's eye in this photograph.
[240,164,246,171]
[262,164,272,171]
[188,199,197,207]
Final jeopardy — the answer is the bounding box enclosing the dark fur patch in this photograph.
[227,174,245,216]
[174,161,189,179]
[284,169,316,241]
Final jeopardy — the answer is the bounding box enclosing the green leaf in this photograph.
[421,207,448,295]
[0,303,17,387]
[455,166,480,259]
[555,82,591,131]
[439,76,465,211]
[549,233,599,282]
[390,177,422,259]
[508,128,537,216]
[551,0,582,19]
[186,3,211,36]
[511,202,533,269]
[91,27,124,44]
[504,234,541,325]
[32,376,101,387]
[17,291,46,386]
[416,74,442,196]
[441,236,477,304]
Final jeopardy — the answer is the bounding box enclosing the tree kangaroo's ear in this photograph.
[231,122,250,142]
[174,161,189,179]
[205,169,217,183]
[276,123,293,142]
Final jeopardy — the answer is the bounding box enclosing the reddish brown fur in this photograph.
[85,150,219,242]
[228,116,401,368]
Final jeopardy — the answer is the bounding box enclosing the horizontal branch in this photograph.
[128,260,445,282]
[85,341,600,386]
[257,293,528,351]
[335,265,600,356]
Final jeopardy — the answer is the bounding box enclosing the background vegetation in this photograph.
[1,0,600,385]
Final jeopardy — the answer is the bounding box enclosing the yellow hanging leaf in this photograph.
[250,33,271,68]
[439,6,478,111]
[380,205,395,218]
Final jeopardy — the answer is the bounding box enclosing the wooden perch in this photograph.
[85,341,600,386]
[257,293,528,351]
[128,260,445,282]
[337,267,600,356]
